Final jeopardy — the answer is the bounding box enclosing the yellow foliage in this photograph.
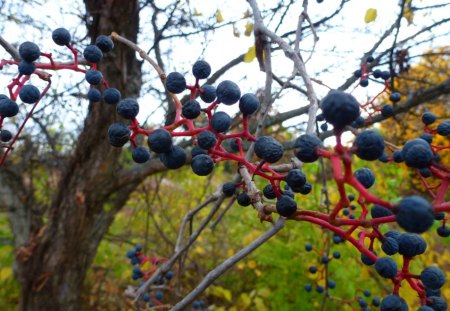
[364,8,377,23]
[244,46,256,63]
[0,267,12,281]
[244,22,253,36]
[216,10,224,23]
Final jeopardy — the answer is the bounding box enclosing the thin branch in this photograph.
[170,218,285,311]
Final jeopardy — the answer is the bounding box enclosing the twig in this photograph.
[170,218,285,311]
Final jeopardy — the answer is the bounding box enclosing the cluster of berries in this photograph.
[0,27,117,165]
[126,245,177,309]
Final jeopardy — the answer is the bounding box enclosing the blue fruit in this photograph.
[95,35,114,53]
[420,267,446,290]
[263,184,276,199]
[159,146,186,169]
[132,146,151,163]
[148,129,172,153]
[396,196,434,233]
[191,154,214,176]
[421,112,436,125]
[294,134,322,162]
[166,72,186,94]
[437,120,450,136]
[375,257,398,278]
[361,250,377,266]
[87,88,101,102]
[401,139,433,169]
[103,88,121,104]
[381,237,399,255]
[0,129,12,142]
[222,182,236,197]
[192,60,211,79]
[380,295,407,311]
[0,99,19,118]
[182,99,201,119]
[211,111,231,133]
[320,90,360,130]
[354,167,375,189]
[85,69,103,85]
[52,28,71,46]
[197,130,217,149]
[108,123,130,147]
[239,93,260,116]
[83,45,103,63]
[18,61,36,75]
[354,130,385,161]
[216,80,241,105]
[286,169,306,188]
[19,41,40,62]
[398,233,427,257]
[389,92,401,102]
[199,84,216,103]
[371,205,393,218]
[276,195,297,217]
[19,84,40,104]
[382,104,394,117]
[117,98,139,119]
[237,192,251,206]
[254,136,284,163]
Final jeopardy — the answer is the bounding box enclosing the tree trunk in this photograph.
[7,1,143,310]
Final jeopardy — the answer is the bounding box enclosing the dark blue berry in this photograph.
[222,182,236,197]
[83,45,103,63]
[286,169,306,189]
[354,69,362,78]
[333,251,341,259]
[18,61,36,75]
[354,130,385,161]
[237,192,251,206]
[182,99,201,119]
[148,129,172,153]
[117,98,139,119]
[108,123,130,147]
[132,146,151,163]
[191,154,214,176]
[389,92,401,102]
[103,88,121,104]
[382,104,394,117]
[420,267,446,290]
[199,84,216,103]
[298,182,312,195]
[294,134,322,162]
[420,133,433,144]
[276,195,297,217]
[392,150,404,163]
[371,205,393,218]
[216,80,241,105]
[320,90,360,130]
[398,233,427,257]
[354,167,375,189]
[0,129,12,142]
[366,55,374,63]
[380,71,391,80]
[437,226,450,237]
[375,257,398,278]
[159,146,187,169]
[192,60,211,79]
[380,295,407,311]
[361,250,377,266]
[85,69,103,85]
[87,88,101,102]
[166,72,186,94]
[254,136,284,163]
[396,195,434,234]
[95,35,114,53]
[211,111,231,133]
[381,237,399,255]
[373,69,381,79]
[360,79,369,87]
[263,184,276,199]
[52,28,71,46]
[309,266,317,273]
[0,99,19,118]
[19,41,40,62]
[191,146,207,158]
[19,84,40,104]
[239,93,260,116]
[421,112,436,125]
[437,120,450,136]
[197,130,217,149]
[401,139,433,169]
[305,243,312,251]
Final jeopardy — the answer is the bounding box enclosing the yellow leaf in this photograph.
[238,293,251,308]
[237,262,245,269]
[193,8,202,16]
[364,8,377,23]
[244,46,256,63]
[255,269,262,276]
[244,22,253,36]
[216,10,224,23]
[227,249,234,257]
[0,267,12,281]
[195,246,205,255]
[254,297,268,311]
[223,288,232,302]
[247,260,257,269]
